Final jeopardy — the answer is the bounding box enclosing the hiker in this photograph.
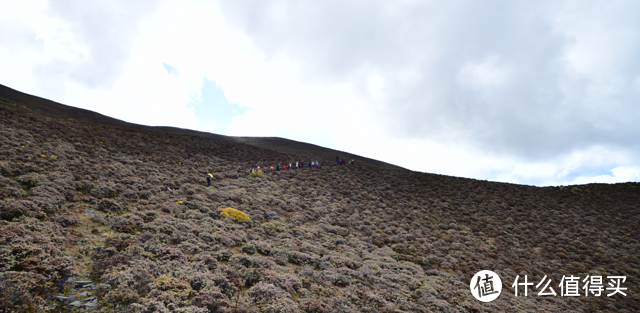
[284,164,287,170]
[350,159,354,165]
[270,166,274,173]
[308,161,312,168]
[206,173,212,187]
[277,164,280,171]
[336,156,340,165]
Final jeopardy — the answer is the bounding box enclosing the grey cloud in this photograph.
[220,0,640,161]
[37,0,159,89]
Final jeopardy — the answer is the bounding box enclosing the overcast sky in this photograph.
[1,0,639,186]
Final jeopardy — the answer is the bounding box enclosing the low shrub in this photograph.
[90,213,107,225]
[1,186,25,198]
[0,272,47,311]
[0,199,45,220]
[162,202,180,214]
[242,242,256,254]
[0,200,26,220]
[16,173,45,188]
[56,215,80,227]
[247,281,287,305]
[253,241,272,255]
[62,189,76,201]
[109,214,143,234]
[75,180,94,193]
[289,251,314,266]
[193,252,218,271]
[142,211,159,222]
[102,287,140,307]
[191,289,231,311]
[268,273,302,293]
[249,170,263,178]
[216,249,233,262]
[240,267,266,288]
[0,161,11,176]
[219,208,250,220]
[91,182,117,197]
[97,199,124,214]
[30,186,65,206]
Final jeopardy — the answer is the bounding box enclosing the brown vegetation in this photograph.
[0,88,639,312]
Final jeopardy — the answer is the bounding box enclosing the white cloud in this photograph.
[567,167,640,185]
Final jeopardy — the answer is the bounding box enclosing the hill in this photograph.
[0,86,638,312]
[0,84,401,170]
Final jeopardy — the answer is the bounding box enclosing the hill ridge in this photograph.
[0,83,403,170]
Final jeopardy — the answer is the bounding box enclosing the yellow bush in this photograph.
[250,170,263,178]
[220,207,251,220]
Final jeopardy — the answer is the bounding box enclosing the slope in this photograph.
[0,90,638,312]
[0,84,400,170]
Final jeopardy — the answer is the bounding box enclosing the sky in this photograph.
[1,0,639,186]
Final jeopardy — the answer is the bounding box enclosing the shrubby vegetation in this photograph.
[220,207,251,220]
[250,170,264,178]
[0,101,638,312]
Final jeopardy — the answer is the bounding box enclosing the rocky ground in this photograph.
[0,97,639,312]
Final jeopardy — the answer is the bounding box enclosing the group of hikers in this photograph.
[337,156,355,166]
[205,156,356,186]
[263,159,321,174]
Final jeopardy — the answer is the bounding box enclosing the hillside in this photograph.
[0,84,400,170]
[0,89,639,312]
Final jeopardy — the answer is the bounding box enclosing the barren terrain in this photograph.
[0,85,639,312]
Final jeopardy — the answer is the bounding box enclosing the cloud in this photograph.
[570,166,640,185]
[34,0,159,90]
[220,0,640,162]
